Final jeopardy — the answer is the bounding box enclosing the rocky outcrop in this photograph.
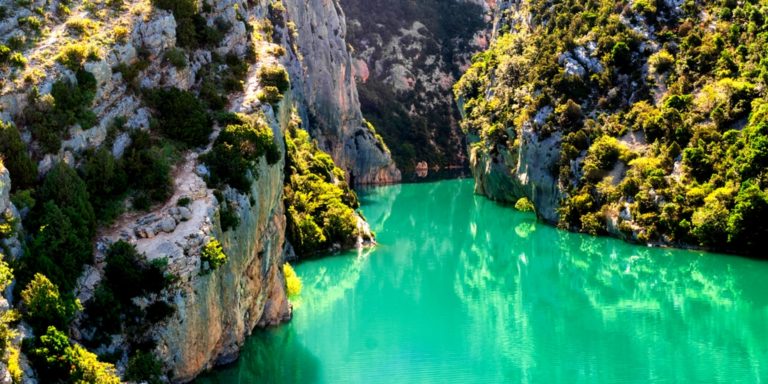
[281,0,401,184]
[0,165,22,260]
[459,0,564,222]
[468,125,562,223]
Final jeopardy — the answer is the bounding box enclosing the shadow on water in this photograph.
[194,326,320,384]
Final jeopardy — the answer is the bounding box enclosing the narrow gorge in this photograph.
[0,0,766,382]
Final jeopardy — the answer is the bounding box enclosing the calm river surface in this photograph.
[198,179,768,383]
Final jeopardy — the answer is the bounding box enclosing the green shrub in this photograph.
[84,285,122,341]
[20,274,81,334]
[0,44,10,64]
[27,326,120,384]
[514,197,535,212]
[283,262,301,297]
[39,162,96,239]
[8,52,26,68]
[726,183,768,251]
[25,70,97,153]
[151,0,224,48]
[144,88,212,146]
[57,43,99,71]
[257,86,284,105]
[17,15,41,32]
[114,59,150,92]
[201,238,227,271]
[122,131,173,204]
[0,121,38,190]
[202,116,280,191]
[24,202,93,292]
[284,119,361,256]
[104,241,168,304]
[258,65,290,93]
[80,148,128,222]
[125,351,164,384]
[163,48,187,69]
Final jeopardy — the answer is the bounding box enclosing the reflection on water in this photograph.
[199,179,768,383]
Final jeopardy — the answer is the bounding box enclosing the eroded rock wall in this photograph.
[281,0,401,184]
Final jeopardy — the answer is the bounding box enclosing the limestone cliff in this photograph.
[281,0,401,185]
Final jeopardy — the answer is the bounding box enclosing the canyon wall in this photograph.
[0,0,398,381]
[281,0,401,184]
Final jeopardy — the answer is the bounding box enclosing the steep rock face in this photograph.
[341,0,491,171]
[458,0,562,221]
[281,0,401,184]
[468,124,562,223]
[0,165,22,260]
[152,119,289,382]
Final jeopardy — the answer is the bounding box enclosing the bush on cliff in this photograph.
[202,114,280,191]
[80,148,128,222]
[144,87,212,147]
[20,273,81,335]
[122,130,174,205]
[0,121,37,191]
[284,113,361,256]
[283,262,302,297]
[26,326,120,384]
[200,238,227,272]
[24,70,97,154]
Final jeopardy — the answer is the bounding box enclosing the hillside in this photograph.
[456,0,768,256]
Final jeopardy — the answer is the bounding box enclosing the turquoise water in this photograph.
[198,179,768,383]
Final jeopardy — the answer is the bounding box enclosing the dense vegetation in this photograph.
[455,0,768,255]
[342,0,486,170]
[202,113,280,191]
[23,69,97,154]
[284,112,366,255]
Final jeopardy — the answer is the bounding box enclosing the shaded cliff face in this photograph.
[281,0,401,185]
[340,0,490,171]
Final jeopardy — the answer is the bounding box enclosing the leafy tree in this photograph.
[20,274,81,334]
[80,148,128,221]
[144,88,212,146]
[122,131,173,204]
[38,162,96,240]
[125,351,164,384]
[26,202,93,292]
[284,118,362,256]
[0,121,38,190]
[727,183,768,251]
[202,116,280,191]
[104,241,167,303]
[28,326,120,384]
